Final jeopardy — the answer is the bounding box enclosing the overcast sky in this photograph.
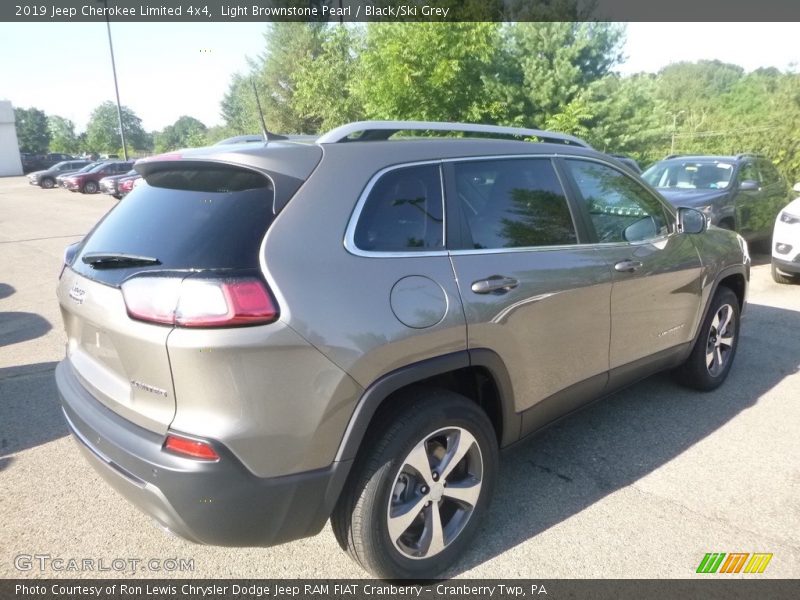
[0,22,797,133]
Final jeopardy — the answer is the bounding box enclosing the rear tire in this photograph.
[674,287,740,391]
[771,262,797,284]
[331,388,498,579]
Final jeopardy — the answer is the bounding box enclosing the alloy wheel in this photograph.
[706,303,735,377]
[387,426,483,560]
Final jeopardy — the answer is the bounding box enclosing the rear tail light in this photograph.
[121,276,278,327]
[163,434,219,461]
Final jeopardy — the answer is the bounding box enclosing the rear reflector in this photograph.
[122,276,278,328]
[164,434,220,461]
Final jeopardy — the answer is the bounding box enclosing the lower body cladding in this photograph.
[55,361,352,547]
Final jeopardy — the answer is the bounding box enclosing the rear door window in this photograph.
[71,165,274,286]
[454,158,577,249]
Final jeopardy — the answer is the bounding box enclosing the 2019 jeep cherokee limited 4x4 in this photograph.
[56,121,749,579]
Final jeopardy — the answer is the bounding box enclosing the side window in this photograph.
[454,158,576,249]
[758,160,782,187]
[353,164,444,252]
[565,159,670,243]
[738,162,760,184]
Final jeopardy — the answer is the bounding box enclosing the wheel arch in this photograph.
[691,266,747,348]
[334,350,519,465]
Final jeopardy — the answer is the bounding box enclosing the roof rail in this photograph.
[664,154,684,160]
[735,152,760,160]
[316,120,591,148]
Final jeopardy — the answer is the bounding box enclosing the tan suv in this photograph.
[56,121,750,578]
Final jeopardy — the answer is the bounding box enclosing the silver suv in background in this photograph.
[56,121,750,579]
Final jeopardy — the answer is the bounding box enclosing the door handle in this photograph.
[471,275,519,294]
[614,260,643,273]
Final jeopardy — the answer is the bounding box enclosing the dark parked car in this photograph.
[28,160,92,188]
[642,154,789,243]
[56,120,749,579]
[62,161,135,194]
[99,169,138,199]
[610,153,641,174]
[21,152,75,173]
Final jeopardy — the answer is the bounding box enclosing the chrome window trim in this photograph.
[344,153,677,259]
[448,233,673,257]
[344,159,448,259]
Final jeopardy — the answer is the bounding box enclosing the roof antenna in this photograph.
[251,79,286,142]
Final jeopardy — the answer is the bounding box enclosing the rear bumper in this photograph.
[55,360,351,547]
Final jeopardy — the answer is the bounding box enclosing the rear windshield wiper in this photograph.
[81,252,161,268]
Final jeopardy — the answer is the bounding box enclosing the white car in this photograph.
[772,183,800,284]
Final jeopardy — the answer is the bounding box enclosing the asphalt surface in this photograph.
[1,175,798,579]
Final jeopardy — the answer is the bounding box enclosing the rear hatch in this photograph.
[57,144,322,434]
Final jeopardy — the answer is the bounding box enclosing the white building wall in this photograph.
[0,101,23,177]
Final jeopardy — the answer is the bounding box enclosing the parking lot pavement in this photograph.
[1,174,798,579]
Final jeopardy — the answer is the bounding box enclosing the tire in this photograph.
[771,262,797,285]
[331,388,498,579]
[40,177,54,189]
[83,181,98,194]
[674,287,740,391]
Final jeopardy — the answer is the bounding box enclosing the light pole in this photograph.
[670,110,686,156]
[98,0,128,160]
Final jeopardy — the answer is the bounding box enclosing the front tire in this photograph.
[675,287,740,391]
[771,262,797,284]
[83,181,98,194]
[332,389,498,579]
[40,177,54,189]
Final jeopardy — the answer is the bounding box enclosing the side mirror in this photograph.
[678,207,707,235]
[792,182,800,194]
[739,180,760,192]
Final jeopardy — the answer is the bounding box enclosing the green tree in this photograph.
[497,22,625,127]
[154,116,208,152]
[222,23,327,134]
[353,23,502,123]
[293,25,364,131]
[14,107,50,153]
[578,74,669,164]
[85,101,150,154]
[47,115,79,154]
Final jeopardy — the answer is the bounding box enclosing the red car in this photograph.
[62,161,134,194]
[118,174,142,197]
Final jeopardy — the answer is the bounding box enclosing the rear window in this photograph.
[71,166,274,286]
